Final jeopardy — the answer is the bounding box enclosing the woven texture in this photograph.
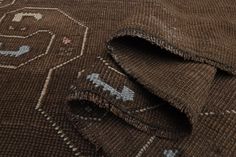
[0,0,235,157]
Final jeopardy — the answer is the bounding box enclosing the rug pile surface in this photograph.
[0,0,235,156]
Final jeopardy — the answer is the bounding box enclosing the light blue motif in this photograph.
[0,43,30,57]
[87,73,134,102]
[164,150,178,157]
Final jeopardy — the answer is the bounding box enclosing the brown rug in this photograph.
[0,0,235,156]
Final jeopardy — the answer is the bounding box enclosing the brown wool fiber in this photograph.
[0,0,236,157]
